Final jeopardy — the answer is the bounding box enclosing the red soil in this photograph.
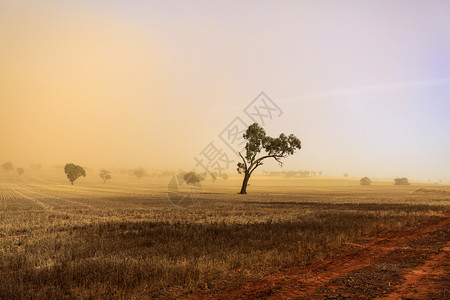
[186,216,450,299]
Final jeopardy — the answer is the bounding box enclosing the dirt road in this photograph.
[188,216,450,299]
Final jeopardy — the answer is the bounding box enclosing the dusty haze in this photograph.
[1,1,449,181]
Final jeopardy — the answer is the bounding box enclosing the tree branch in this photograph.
[238,152,248,172]
[249,160,263,175]
[253,154,284,166]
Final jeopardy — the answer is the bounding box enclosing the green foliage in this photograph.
[394,177,409,185]
[64,163,86,185]
[360,177,371,185]
[183,171,204,185]
[237,123,302,175]
[2,161,14,172]
[237,123,301,194]
[16,167,25,176]
[99,169,112,183]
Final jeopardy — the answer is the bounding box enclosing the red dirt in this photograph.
[186,216,450,299]
[375,242,450,299]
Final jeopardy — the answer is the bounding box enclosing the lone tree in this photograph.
[2,161,14,172]
[237,123,301,194]
[394,177,409,185]
[16,167,25,176]
[99,169,112,183]
[360,177,371,185]
[64,163,86,185]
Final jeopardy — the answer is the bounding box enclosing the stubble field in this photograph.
[0,170,449,298]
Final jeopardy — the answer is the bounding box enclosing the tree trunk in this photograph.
[71,181,73,185]
[239,172,251,194]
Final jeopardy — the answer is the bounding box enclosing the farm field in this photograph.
[0,170,449,299]
[2,1,450,299]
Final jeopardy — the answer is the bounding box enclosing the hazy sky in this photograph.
[1,0,449,181]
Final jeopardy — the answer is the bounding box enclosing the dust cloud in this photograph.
[1,1,449,182]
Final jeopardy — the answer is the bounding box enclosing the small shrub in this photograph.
[394,177,409,185]
[133,168,146,179]
[360,177,371,186]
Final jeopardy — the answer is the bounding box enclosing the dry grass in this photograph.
[0,171,449,298]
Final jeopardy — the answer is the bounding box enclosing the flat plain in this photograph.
[1,170,449,299]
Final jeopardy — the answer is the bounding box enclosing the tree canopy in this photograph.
[394,177,409,185]
[183,171,204,185]
[133,168,146,179]
[99,169,112,183]
[64,163,86,185]
[2,161,14,172]
[237,123,301,194]
[360,177,371,185]
[16,167,25,176]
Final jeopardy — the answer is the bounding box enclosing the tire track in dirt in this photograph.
[7,184,104,219]
[187,216,450,299]
[8,184,52,211]
[376,242,450,300]
[13,183,94,210]
[3,185,109,236]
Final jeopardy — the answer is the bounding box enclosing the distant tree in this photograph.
[285,171,297,178]
[16,167,25,176]
[133,168,146,179]
[2,161,14,172]
[298,170,309,177]
[64,163,86,185]
[183,171,204,185]
[360,177,371,186]
[318,171,323,176]
[343,173,349,178]
[237,123,301,194]
[221,173,229,180]
[99,169,112,183]
[394,177,409,185]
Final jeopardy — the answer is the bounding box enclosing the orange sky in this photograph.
[1,1,449,181]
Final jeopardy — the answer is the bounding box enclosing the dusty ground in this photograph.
[187,216,450,299]
[1,171,449,298]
